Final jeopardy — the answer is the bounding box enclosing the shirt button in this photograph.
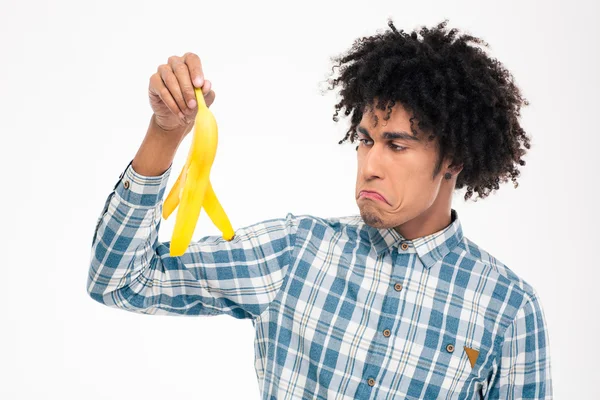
[400,242,409,250]
[383,329,391,337]
[367,377,375,386]
[123,180,130,189]
[446,343,455,353]
[394,283,403,291]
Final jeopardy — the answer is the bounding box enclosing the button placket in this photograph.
[359,247,404,395]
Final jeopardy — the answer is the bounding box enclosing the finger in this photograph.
[158,63,188,115]
[170,57,197,111]
[149,73,185,120]
[183,52,204,88]
[202,79,212,96]
[204,90,216,108]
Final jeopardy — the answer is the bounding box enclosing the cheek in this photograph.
[393,163,423,184]
[392,164,437,198]
[401,154,436,181]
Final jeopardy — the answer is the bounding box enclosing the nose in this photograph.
[359,142,385,179]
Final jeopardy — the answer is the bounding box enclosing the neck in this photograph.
[394,185,454,240]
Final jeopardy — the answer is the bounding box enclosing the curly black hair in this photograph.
[324,18,531,201]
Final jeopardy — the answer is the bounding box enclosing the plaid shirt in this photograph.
[88,159,552,399]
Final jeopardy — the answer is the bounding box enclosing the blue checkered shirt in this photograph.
[87,159,552,399]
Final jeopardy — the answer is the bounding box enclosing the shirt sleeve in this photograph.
[485,290,553,399]
[87,158,301,319]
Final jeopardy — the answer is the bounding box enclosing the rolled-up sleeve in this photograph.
[87,159,301,319]
[486,291,553,399]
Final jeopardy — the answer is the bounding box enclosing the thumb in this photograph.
[205,90,216,108]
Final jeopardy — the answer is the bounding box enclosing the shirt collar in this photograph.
[366,208,464,269]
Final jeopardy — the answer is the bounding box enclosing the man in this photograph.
[87,19,552,399]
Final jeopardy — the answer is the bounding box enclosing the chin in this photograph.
[358,207,388,229]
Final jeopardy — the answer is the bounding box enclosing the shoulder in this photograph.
[284,212,364,232]
[458,236,540,308]
[280,213,370,249]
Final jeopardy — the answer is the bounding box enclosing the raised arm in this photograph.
[87,158,301,319]
[87,52,302,319]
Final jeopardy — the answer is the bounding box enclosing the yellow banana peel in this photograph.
[162,87,235,256]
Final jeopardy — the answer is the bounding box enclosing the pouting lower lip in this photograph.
[360,191,387,203]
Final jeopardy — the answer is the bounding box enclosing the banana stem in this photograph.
[195,87,207,110]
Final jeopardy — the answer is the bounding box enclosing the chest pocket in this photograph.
[387,317,487,399]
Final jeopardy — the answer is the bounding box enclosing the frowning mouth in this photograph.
[359,190,389,205]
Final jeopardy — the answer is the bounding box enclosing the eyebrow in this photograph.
[357,125,420,142]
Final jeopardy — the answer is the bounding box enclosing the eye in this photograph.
[390,144,406,152]
[358,139,406,152]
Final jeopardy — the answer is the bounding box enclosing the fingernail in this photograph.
[188,99,196,108]
[194,77,204,87]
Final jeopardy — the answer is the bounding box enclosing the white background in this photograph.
[1,0,598,398]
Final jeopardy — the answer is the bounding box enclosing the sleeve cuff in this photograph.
[113,159,173,208]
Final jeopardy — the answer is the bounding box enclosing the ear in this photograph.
[449,162,463,175]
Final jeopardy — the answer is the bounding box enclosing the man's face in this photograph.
[355,102,446,230]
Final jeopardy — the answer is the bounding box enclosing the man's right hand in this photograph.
[148,52,216,136]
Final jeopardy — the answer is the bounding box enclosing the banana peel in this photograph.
[162,87,235,256]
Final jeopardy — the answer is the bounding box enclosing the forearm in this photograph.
[131,114,187,177]
[87,202,159,310]
[87,155,172,312]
